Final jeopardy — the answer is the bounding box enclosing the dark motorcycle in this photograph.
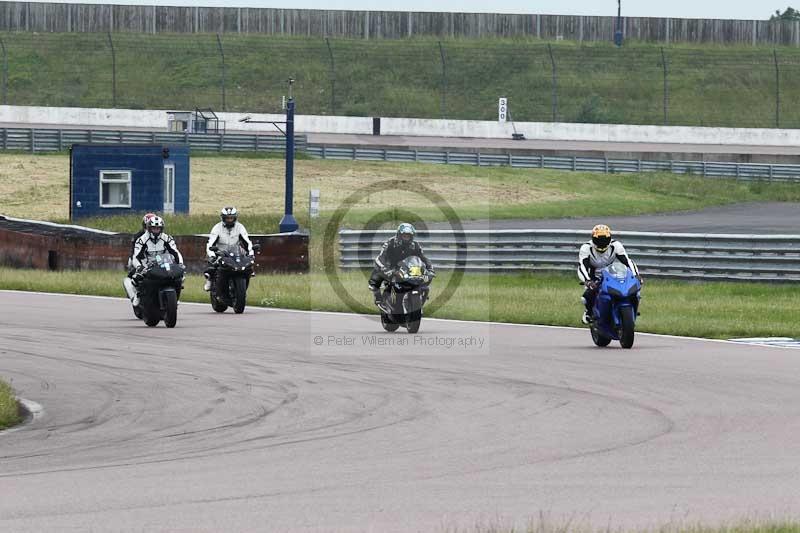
[137,254,185,328]
[209,243,259,314]
[378,256,434,334]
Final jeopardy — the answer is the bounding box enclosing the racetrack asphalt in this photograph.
[2,291,800,531]
[428,202,800,234]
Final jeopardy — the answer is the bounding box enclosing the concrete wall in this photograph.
[0,216,309,273]
[2,105,800,148]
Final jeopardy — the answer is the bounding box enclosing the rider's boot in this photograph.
[371,286,383,306]
[123,277,137,302]
[581,296,592,324]
[203,272,212,292]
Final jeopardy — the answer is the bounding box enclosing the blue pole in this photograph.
[279,98,299,233]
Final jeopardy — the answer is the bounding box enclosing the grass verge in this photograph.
[1,267,794,340]
[0,379,21,430]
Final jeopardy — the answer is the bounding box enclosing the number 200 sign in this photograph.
[498,98,507,123]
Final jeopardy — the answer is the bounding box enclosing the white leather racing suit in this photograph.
[206,222,254,259]
[131,232,184,269]
[577,240,639,284]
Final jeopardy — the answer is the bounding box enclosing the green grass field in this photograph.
[0,379,20,430]
[4,32,800,128]
[1,268,794,340]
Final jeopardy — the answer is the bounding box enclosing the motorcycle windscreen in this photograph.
[605,261,630,281]
[398,256,425,278]
[147,253,183,280]
[217,243,247,256]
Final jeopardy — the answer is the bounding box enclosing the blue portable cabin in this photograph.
[69,144,190,221]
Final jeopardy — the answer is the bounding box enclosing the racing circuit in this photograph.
[2,290,800,531]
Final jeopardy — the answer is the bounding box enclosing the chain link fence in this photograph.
[2,32,800,128]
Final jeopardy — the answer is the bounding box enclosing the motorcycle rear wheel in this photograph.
[590,325,612,347]
[381,313,400,332]
[210,292,228,313]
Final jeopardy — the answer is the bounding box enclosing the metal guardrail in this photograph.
[340,229,800,282]
[0,128,307,153]
[308,145,800,181]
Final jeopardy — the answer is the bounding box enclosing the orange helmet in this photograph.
[591,224,612,252]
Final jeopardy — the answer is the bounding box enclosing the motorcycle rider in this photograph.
[204,206,255,291]
[578,224,641,325]
[130,216,184,307]
[123,212,156,305]
[369,223,434,305]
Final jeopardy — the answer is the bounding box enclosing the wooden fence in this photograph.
[0,2,798,46]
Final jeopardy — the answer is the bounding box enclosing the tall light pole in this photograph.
[279,79,298,233]
[614,0,624,46]
[238,78,299,234]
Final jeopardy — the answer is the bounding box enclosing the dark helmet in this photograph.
[141,212,156,230]
[220,206,238,228]
[147,215,165,240]
[591,224,612,252]
[396,223,416,246]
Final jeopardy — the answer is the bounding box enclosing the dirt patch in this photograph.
[0,155,70,220]
[0,154,577,220]
[192,159,576,214]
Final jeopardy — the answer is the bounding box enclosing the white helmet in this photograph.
[220,206,238,228]
[147,215,165,240]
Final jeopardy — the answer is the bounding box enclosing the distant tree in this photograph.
[771,7,800,20]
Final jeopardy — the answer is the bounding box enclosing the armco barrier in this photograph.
[0,128,307,154]
[0,216,308,273]
[340,229,800,282]
[309,146,800,181]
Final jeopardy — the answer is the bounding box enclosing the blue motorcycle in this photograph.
[589,262,642,349]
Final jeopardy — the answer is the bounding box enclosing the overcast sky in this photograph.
[37,1,789,21]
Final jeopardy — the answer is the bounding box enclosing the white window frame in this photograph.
[163,164,175,214]
[99,170,132,208]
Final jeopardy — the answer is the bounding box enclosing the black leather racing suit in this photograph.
[368,237,433,293]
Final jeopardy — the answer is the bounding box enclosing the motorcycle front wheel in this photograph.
[406,310,422,334]
[233,277,247,314]
[163,290,178,328]
[619,306,635,349]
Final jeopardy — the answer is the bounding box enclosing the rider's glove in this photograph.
[585,279,599,291]
[382,268,394,279]
[428,269,436,278]
[636,275,644,286]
